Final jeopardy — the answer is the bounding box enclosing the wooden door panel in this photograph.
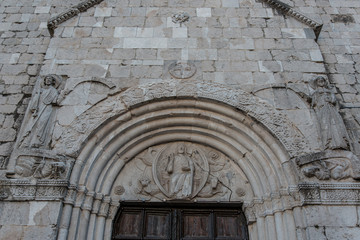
[113,211,142,239]
[112,204,248,240]
[144,211,171,239]
[182,213,211,239]
[215,214,239,239]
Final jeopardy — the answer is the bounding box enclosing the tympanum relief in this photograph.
[113,142,250,202]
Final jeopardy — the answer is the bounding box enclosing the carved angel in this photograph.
[21,75,67,148]
[310,76,349,150]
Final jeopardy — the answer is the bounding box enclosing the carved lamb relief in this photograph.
[113,142,250,202]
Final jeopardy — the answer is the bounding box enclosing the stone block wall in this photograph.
[0,201,61,239]
[0,0,360,239]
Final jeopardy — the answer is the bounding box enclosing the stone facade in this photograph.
[0,0,360,239]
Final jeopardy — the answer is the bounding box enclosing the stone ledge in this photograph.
[299,183,360,204]
[0,179,68,201]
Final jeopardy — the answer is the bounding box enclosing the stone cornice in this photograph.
[47,0,322,38]
[47,0,104,35]
[260,0,323,39]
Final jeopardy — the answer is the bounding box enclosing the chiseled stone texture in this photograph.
[0,201,60,239]
[0,0,360,239]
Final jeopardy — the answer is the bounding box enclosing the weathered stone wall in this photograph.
[0,0,359,239]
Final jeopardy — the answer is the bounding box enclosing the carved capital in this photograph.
[98,196,111,217]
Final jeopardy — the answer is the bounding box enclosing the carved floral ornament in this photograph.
[113,142,250,201]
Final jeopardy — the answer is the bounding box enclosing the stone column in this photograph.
[104,197,121,240]
[78,191,95,240]
[86,193,103,240]
[68,186,87,240]
[57,185,77,240]
[94,196,111,240]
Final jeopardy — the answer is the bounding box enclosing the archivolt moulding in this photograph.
[54,80,310,158]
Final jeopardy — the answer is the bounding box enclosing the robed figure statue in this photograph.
[20,75,65,148]
[310,76,349,150]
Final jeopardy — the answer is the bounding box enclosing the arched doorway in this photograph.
[56,82,310,240]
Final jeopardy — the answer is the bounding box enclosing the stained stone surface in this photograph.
[0,0,360,239]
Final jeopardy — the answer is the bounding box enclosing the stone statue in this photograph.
[166,144,195,198]
[21,75,66,148]
[310,76,349,150]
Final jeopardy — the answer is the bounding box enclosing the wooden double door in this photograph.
[112,203,249,240]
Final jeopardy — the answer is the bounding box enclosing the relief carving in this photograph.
[172,12,190,25]
[114,142,248,201]
[13,155,70,180]
[168,61,196,79]
[296,150,360,180]
[302,159,351,180]
[20,75,67,149]
[310,76,349,150]
[153,143,209,199]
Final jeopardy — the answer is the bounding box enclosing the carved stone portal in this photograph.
[114,142,249,201]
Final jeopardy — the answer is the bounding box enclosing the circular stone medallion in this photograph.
[152,142,209,199]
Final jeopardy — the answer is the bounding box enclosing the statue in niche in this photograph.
[310,76,349,150]
[166,144,195,198]
[20,75,66,148]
